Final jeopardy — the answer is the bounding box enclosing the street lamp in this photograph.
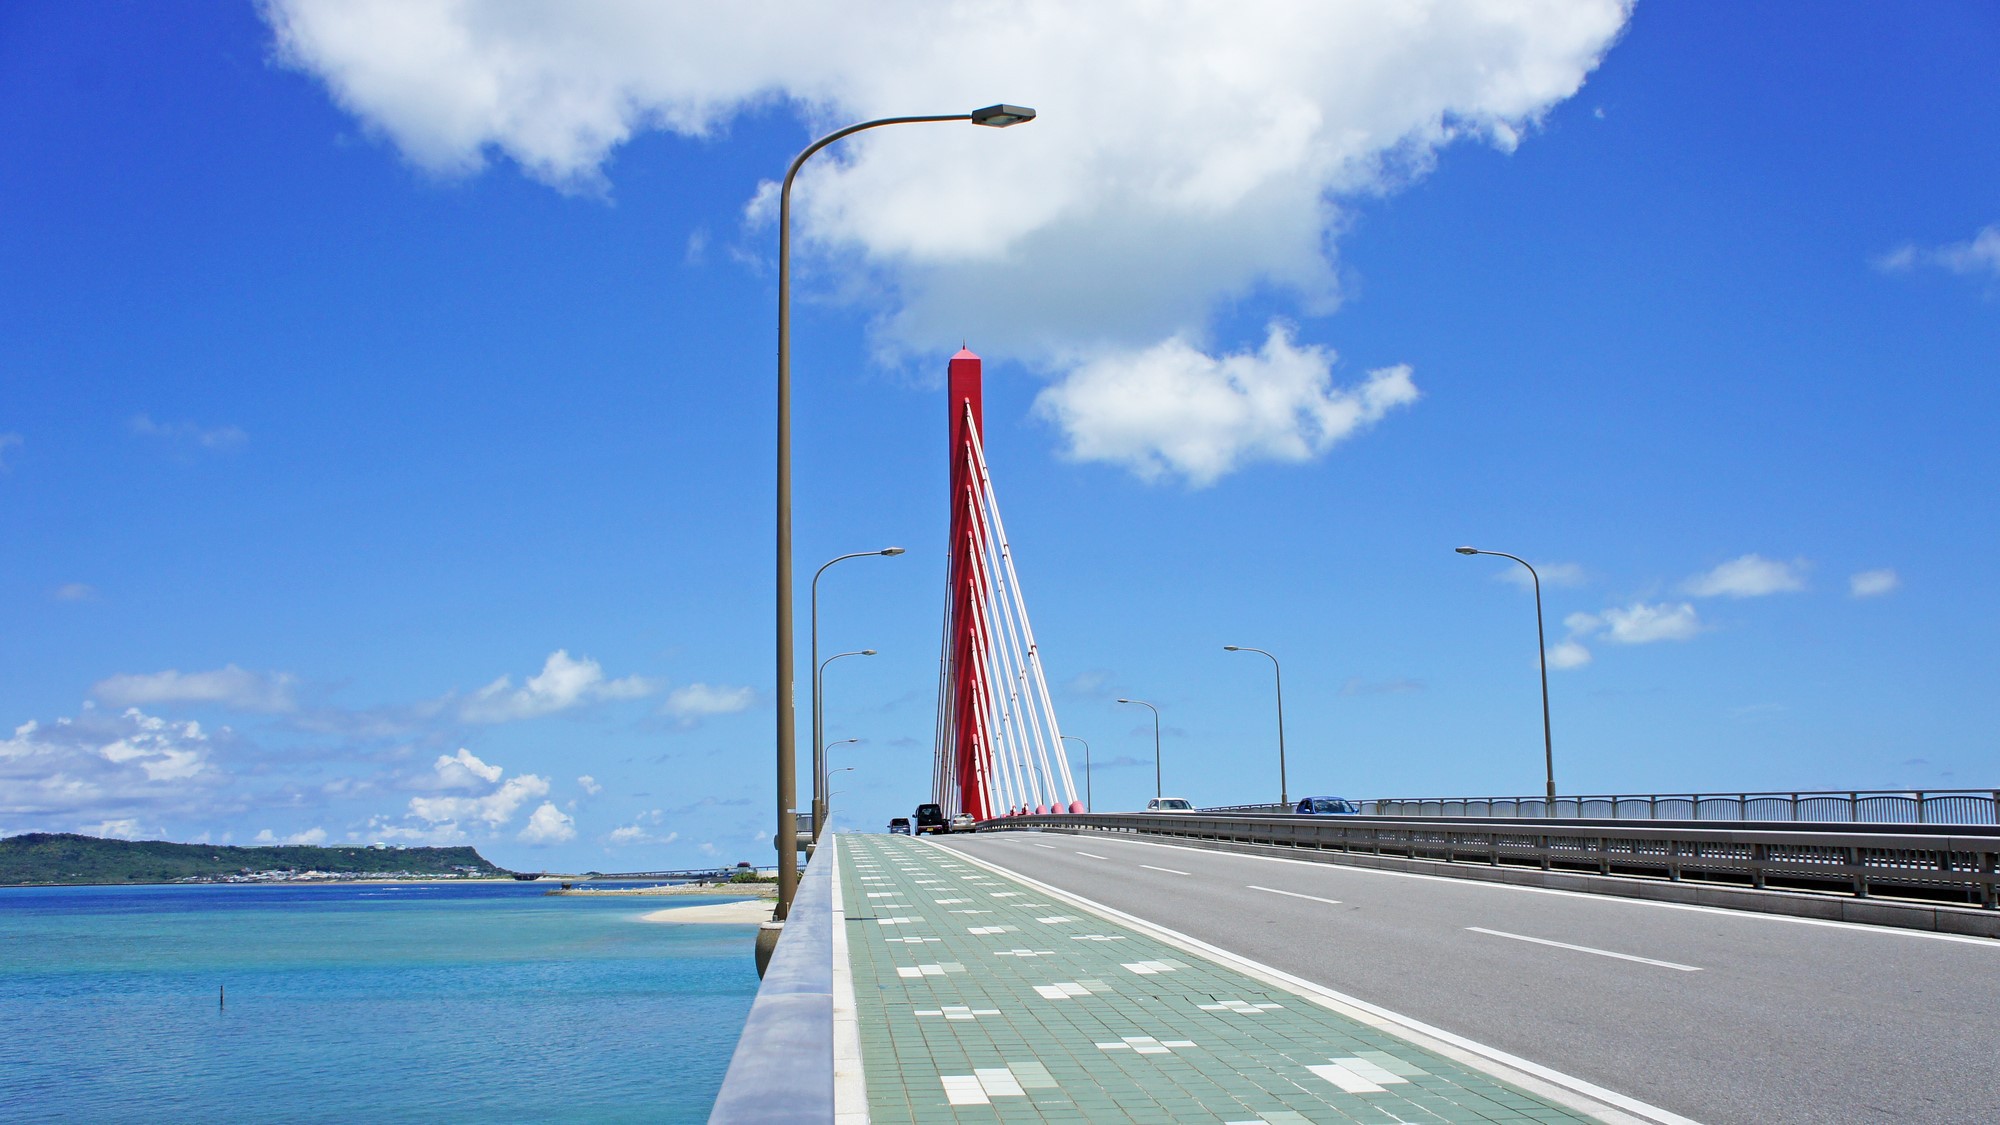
[1060,735,1090,812]
[774,107,1034,920]
[1224,646,1288,810]
[828,765,858,825]
[1457,546,1556,817]
[813,644,878,840]
[1116,699,1162,800]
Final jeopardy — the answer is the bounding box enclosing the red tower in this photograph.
[945,348,988,819]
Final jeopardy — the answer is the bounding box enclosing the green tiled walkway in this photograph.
[839,833,1600,1124]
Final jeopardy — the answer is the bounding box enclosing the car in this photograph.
[888,817,912,835]
[950,813,977,832]
[913,803,948,835]
[1295,796,1361,815]
[1145,797,1195,811]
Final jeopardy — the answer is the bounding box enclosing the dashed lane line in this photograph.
[1248,884,1342,906]
[1466,927,1702,972]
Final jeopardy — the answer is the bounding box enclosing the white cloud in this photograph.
[1034,326,1417,486]
[128,414,248,451]
[407,771,549,829]
[604,823,678,848]
[0,708,221,829]
[1934,225,2000,277]
[263,0,1627,483]
[93,665,298,713]
[1547,640,1593,669]
[1682,554,1807,598]
[1850,568,1900,598]
[664,683,755,720]
[80,818,151,840]
[254,826,328,845]
[52,583,97,602]
[518,802,576,844]
[577,774,602,795]
[431,748,504,789]
[459,649,656,722]
[1877,224,2000,282]
[1598,602,1701,644]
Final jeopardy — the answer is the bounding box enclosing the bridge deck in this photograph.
[836,833,1598,1124]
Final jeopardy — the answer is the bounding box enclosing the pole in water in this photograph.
[219,984,224,1009]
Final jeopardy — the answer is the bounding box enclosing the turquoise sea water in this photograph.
[0,882,762,1123]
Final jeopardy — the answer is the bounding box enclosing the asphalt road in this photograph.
[936,829,2000,1125]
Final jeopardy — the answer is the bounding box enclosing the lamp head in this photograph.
[1455,546,1480,555]
[880,547,906,556]
[1223,645,1240,651]
[860,649,877,656]
[970,104,1036,127]
[1116,698,1131,704]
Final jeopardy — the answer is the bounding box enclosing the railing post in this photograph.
[1850,792,1859,822]
[1916,791,1926,824]
[1791,792,1799,821]
[1750,842,1766,889]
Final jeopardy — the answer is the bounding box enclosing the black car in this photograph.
[913,803,948,835]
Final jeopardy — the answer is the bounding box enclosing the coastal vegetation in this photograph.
[0,833,510,885]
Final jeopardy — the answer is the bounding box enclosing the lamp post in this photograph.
[827,765,857,825]
[1116,698,1162,800]
[772,102,1035,921]
[1224,645,1288,809]
[813,645,877,840]
[1060,735,1090,812]
[1456,546,1556,817]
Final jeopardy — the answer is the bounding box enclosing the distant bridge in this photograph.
[511,866,745,882]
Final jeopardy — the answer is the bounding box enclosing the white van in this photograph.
[1145,797,1194,811]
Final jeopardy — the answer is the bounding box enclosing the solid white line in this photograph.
[1032,843,1055,849]
[1075,851,1108,859]
[1140,864,1189,875]
[928,837,1695,1125]
[1048,833,2000,949]
[1249,884,1342,906]
[1466,927,1701,972]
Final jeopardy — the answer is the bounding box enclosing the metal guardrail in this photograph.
[989,812,2000,910]
[1207,789,2000,825]
[710,845,833,1123]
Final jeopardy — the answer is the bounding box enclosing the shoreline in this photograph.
[640,898,774,924]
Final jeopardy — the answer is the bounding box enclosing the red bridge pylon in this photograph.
[935,348,1084,820]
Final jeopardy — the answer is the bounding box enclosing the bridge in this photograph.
[713,350,2000,1123]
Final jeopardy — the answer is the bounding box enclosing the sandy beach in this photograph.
[641,899,774,924]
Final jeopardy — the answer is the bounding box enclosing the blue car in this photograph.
[1295,796,1360,815]
[888,818,912,835]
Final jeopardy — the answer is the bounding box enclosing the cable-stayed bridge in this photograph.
[932,348,1083,820]
[714,347,2000,1125]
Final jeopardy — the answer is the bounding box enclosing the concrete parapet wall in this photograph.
[1031,826,2000,939]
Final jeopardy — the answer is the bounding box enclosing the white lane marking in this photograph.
[1032,843,1056,849]
[931,839,1701,1125]
[1249,885,1342,906]
[1140,864,1189,875]
[1079,834,2000,949]
[1075,851,1108,859]
[1466,927,1701,972]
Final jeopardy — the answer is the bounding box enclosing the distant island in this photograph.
[0,833,513,886]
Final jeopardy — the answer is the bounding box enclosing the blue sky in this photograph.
[3,2,1996,870]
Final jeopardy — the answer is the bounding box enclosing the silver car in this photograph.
[950,813,977,832]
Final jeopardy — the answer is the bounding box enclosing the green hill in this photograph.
[0,833,512,885]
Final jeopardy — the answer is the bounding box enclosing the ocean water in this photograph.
[0,882,762,1123]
